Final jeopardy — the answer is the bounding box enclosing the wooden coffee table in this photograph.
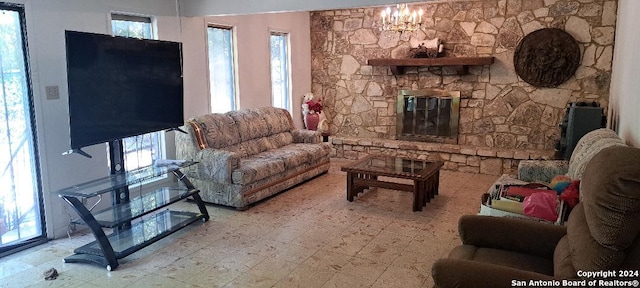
[341,155,444,212]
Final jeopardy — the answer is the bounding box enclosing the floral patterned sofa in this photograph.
[176,107,331,209]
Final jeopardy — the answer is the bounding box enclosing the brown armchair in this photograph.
[432,145,640,288]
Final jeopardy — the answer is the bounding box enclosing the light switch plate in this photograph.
[45,85,60,100]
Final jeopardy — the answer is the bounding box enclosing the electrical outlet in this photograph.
[45,85,60,100]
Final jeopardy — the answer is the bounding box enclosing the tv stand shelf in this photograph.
[55,160,209,271]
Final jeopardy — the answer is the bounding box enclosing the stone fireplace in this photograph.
[397,89,460,144]
[311,0,617,175]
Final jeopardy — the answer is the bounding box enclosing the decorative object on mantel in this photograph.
[409,38,444,58]
[302,92,323,130]
[514,28,580,88]
[367,56,494,75]
[379,3,423,33]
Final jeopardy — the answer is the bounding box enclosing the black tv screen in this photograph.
[65,30,184,150]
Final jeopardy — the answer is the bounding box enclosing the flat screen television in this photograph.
[65,30,184,151]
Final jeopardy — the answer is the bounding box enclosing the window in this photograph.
[207,26,237,113]
[270,32,291,112]
[111,14,164,171]
[111,14,152,38]
[0,3,46,255]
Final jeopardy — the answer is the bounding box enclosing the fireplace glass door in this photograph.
[397,90,460,143]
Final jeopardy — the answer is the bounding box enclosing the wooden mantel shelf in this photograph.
[367,56,495,75]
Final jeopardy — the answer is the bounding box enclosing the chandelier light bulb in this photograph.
[379,3,422,33]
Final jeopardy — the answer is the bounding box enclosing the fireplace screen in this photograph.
[396,89,460,143]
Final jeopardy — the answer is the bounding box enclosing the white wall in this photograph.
[20,0,182,239]
[179,0,424,16]
[610,0,640,147]
[181,12,311,128]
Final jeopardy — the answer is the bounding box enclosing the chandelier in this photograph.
[380,4,423,33]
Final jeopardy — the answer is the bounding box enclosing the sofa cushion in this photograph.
[235,138,272,157]
[258,146,309,169]
[232,156,286,185]
[220,143,245,156]
[191,113,241,149]
[292,129,322,143]
[223,132,295,159]
[253,106,294,135]
[580,145,640,251]
[258,143,330,169]
[228,109,271,142]
[288,143,332,162]
[264,132,294,149]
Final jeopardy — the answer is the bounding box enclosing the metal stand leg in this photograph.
[173,169,210,221]
[60,196,118,271]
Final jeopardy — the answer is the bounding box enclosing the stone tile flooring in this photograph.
[0,159,497,288]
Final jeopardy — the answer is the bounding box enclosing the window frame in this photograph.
[0,1,48,256]
[206,24,239,113]
[269,31,292,113]
[111,14,152,24]
[110,13,155,39]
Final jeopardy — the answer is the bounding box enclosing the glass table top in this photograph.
[54,160,197,198]
[342,155,442,178]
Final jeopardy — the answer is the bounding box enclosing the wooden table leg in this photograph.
[413,180,421,212]
[347,172,354,201]
[420,180,427,207]
[427,174,436,200]
[415,180,427,211]
[425,177,432,203]
[411,181,422,212]
[426,176,433,200]
[434,170,440,196]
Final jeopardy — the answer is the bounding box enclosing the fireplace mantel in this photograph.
[367,56,495,75]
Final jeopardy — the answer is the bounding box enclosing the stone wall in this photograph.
[311,0,617,153]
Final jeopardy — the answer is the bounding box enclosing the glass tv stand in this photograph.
[54,160,209,271]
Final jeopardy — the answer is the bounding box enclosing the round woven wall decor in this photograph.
[514,28,580,88]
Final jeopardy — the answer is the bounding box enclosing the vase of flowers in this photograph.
[302,93,323,130]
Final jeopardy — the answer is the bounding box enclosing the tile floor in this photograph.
[0,159,497,288]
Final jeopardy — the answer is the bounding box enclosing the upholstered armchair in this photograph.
[432,145,640,288]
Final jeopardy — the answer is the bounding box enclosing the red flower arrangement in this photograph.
[306,99,323,114]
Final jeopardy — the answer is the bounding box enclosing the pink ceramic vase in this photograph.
[305,113,320,130]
